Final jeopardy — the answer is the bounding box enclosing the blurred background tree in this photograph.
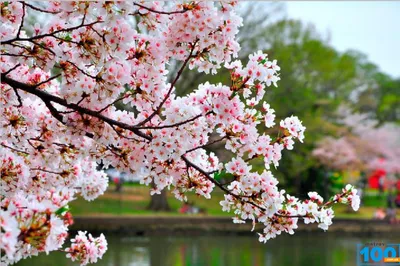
[168,2,399,199]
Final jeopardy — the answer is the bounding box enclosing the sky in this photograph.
[285,1,400,78]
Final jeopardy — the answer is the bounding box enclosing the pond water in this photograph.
[15,233,398,266]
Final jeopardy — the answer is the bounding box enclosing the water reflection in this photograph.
[15,234,398,266]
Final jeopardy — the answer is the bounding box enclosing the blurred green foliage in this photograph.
[173,3,399,196]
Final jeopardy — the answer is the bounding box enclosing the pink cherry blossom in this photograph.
[0,1,359,264]
[65,231,107,266]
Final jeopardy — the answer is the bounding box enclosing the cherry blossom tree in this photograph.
[313,110,400,175]
[1,1,359,265]
[343,113,400,175]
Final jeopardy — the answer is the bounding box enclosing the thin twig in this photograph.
[2,63,21,75]
[135,40,198,127]
[97,94,130,114]
[185,135,227,154]
[36,74,61,87]
[13,88,23,107]
[66,60,98,80]
[1,143,28,154]
[1,21,102,45]
[181,155,267,212]
[16,2,25,38]
[132,2,189,15]
[30,168,64,175]
[138,111,212,130]
[23,2,60,14]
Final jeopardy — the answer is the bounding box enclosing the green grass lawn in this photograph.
[69,184,399,219]
[70,184,230,216]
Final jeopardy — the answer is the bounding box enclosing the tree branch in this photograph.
[185,135,227,154]
[1,74,152,141]
[1,143,29,155]
[135,40,198,127]
[2,63,21,75]
[23,2,60,14]
[1,21,102,45]
[132,2,190,15]
[181,155,267,212]
[138,111,212,130]
[16,2,25,38]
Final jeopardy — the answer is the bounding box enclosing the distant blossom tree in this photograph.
[313,110,400,175]
[1,1,359,265]
[313,137,363,172]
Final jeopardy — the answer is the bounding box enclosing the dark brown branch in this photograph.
[245,154,260,163]
[1,21,102,45]
[52,35,80,45]
[89,25,105,41]
[110,125,142,142]
[276,191,350,219]
[230,76,250,100]
[132,2,190,15]
[30,40,56,56]
[23,2,60,14]
[43,100,65,124]
[16,2,25,38]
[36,74,61,87]
[13,88,23,107]
[181,153,342,222]
[30,168,64,175]
[1,143,28,155]
[320,190,349,209]
[2,63,21,75]
[2,64,22,107]
[1,53,34,59]
[97,94,130,114]
[138,111,212,130]
[182,155,236,196]
[135,40,198,127]
[181,155,267,212]
[185,135,227,154]
[275,213,306,219]
[66,60,98,80]
[1,74,152,141]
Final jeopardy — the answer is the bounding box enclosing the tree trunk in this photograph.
[147,183,171,211]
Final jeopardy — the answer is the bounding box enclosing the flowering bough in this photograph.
[313,111,400,175]
[0,1,359,265]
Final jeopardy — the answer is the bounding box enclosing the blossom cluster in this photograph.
[66,231,107,265]
[220,173,360,243]
[1,1,359,264]
[0,190,71,264]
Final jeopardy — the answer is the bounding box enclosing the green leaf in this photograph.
[55,205,69,216]
[213,170,226,180]
[64,35,72,42]
[260,59,267,64]
[213,170,235,181]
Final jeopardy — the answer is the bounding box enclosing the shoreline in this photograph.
[70,216,399,236]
